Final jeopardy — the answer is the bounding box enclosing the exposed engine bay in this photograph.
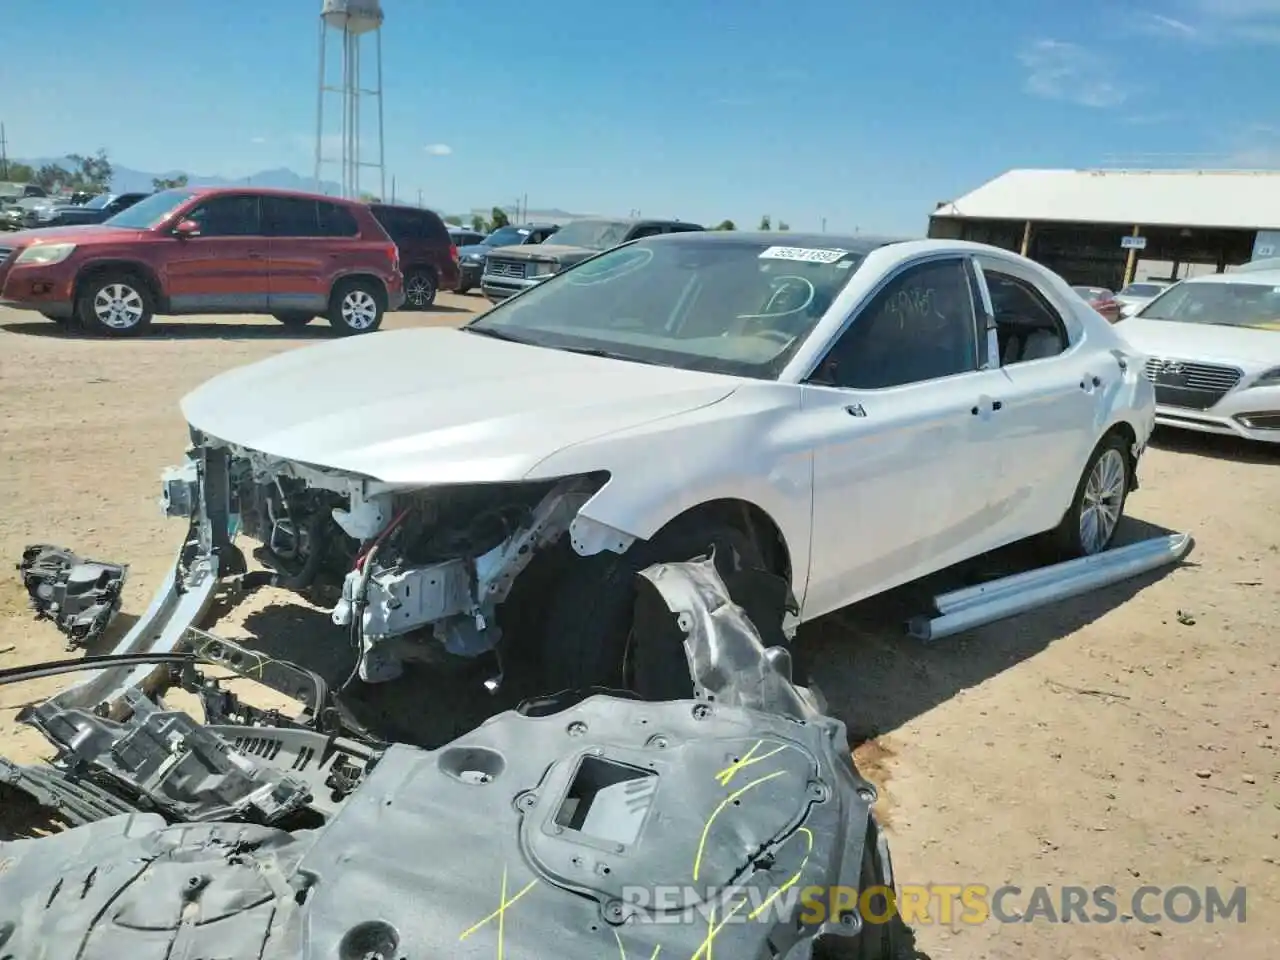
[0,555,899,960]
[161,432,626,686]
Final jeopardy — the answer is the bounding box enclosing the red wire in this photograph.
[354,506,410,571]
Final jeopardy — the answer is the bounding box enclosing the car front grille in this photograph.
[485,258,526,280]
[1143,357,1243,410]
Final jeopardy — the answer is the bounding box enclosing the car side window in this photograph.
[186,195,261,236]
[318,202,359,237]
[811,258,979,389]
[262,197,320,237]
[982,269,1069,365]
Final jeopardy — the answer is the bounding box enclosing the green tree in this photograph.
[444,214,462,226]
[778,220,790,232]
[714,219,736,231]
[34,163,72,190]
[152,174,189,190]
[358,192,380,203]
[2,161,35,182]
[759,215,771,231]
[471,214,487,232]
[67,149,112,190]
[490,206,510,229]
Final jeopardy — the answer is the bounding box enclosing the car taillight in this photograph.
[450,243,459,263]
[387,243,399,270]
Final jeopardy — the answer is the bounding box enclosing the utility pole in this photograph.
[821,217,826,233]
[0,123,9,179]
[417,188,423,208]
[391,175,396,203]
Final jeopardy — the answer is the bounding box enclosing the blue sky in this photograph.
[5,0,1280,233]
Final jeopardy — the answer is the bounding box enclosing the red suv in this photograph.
[0,186,404,336]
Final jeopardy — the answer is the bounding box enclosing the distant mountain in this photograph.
[18,157,343,196]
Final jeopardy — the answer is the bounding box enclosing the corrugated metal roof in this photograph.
[932,169,1280,231]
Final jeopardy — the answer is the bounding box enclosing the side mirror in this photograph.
[173,219,201,239]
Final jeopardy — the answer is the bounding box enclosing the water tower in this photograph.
[314,0,386,200]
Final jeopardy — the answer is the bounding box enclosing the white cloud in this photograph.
[1134,1,1280,44]
[1018,40,1128,108]
[251,136,267,144]
[424,143,453,156]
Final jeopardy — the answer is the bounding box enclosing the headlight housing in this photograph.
[1250,366,1280,387]
[14,242,77,266]
[529,260,559,277]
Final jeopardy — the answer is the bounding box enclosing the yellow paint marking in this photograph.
[714,741,788,787]
[457,867,537,949]
[692,770,787,882]
[612,919,662,960]
[748,826,814,920]
[691,898,747,960]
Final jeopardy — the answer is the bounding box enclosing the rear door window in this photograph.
[318,201,360,237]
[262,196,320,237]
[371,205,421,242]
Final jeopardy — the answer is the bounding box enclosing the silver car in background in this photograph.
[1116,280,1173,318]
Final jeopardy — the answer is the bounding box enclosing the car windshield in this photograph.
[83,194,112,210]
[485,226,531,246]
[1119,283,1164,297]
[1138,281,1280,330]
[550,219,632,250]
[464,236,870,378]
[103,189,191,229]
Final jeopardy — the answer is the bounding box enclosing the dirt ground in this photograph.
[0,299,1276,959]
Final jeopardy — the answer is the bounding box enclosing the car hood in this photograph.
[0,224,141,246]
[488,242,600,264]
[1114,317,1280,369]
[457,243,490,259]
[180,327,743,485]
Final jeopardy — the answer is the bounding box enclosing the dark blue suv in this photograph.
[455,222,558,293]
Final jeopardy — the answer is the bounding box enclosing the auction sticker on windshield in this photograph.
[760,246,850,263]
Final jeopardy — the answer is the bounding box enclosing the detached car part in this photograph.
[17,544,128,650]
[1,557,900,959]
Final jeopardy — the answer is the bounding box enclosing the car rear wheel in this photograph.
[273,312,315,328]
[404,268,438,309]
[1053,432,1131,558]
[76,272,153,336]
[328,278,385,335]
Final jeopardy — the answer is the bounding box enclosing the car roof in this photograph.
[637,230,909,254]
[185,184,363,205]
[1183,269,1280,286]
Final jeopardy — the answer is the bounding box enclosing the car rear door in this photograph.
[973,255,1102,542]
[165,193,270,312]
[799,255,1007,618]
[263,195,334,315]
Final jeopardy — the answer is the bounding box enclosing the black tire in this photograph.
[1051,431,1131,559]
[813,815,906,960]
[274,312,315,328]
[327,278,386,335]
[537,520,766,697]
[75,271,154,336]
[456,284,473,295]
[403,268,438,310]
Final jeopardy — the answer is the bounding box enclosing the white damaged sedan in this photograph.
[148,233,1155,697]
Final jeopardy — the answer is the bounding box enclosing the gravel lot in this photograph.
[0,298,1276,958]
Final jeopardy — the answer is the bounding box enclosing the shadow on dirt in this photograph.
[795,516,1185,745]
[1149,425,1280,465]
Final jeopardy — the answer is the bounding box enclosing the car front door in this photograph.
[975,256,1105,542]
[165,194,269,312]
[800,255,1008,620]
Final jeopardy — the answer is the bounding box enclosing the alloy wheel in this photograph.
[1078,448,1126,554]
[341,289,379,330]
[93,283,145,330]
[405,272,436,308]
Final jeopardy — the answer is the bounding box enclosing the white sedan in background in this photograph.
[1115,269,1280,443]
[154,233,1156,695]
[1116,280,1173,317]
